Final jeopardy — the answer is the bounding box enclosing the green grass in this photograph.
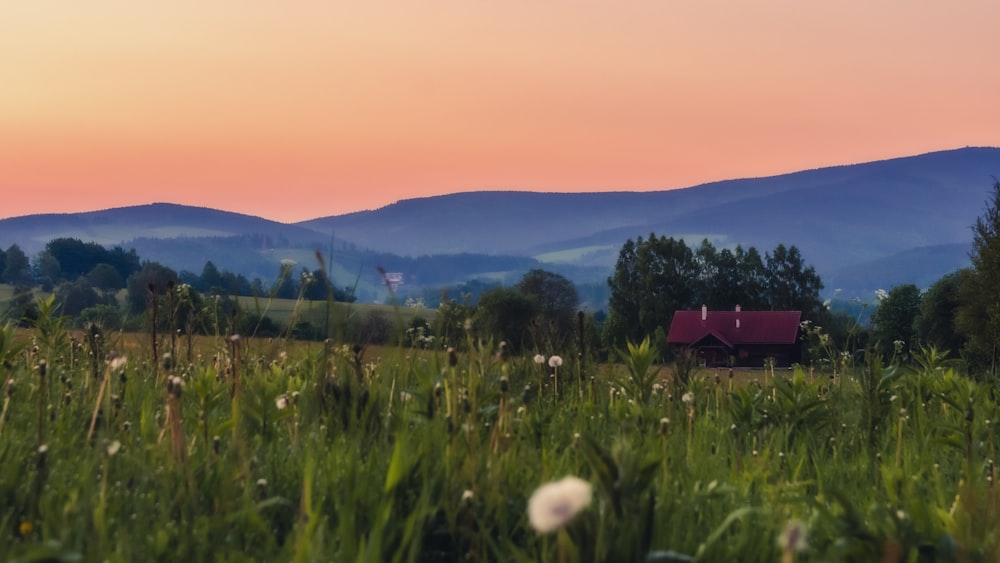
[1,307,998,561]
[534,245,617,264]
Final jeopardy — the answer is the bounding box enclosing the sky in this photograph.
[2,1,999,224]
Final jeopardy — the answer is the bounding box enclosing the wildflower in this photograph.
[108,355,127,372]
[533,354,546,365]
[527,476,593,534]
[105,440,121,457]
[778,518,808,553]
[658,417,670,436]
[875,288,888,302]
[462,490,474,504]
[275,394,289,410]
[548,355,563,369]
[682,392,695,404]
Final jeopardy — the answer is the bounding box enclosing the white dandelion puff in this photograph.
[527,476,592,534]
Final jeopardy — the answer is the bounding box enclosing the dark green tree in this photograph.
[870,284,922,359]
[474,287,540,352]
[34,251,62,290]
[516,269,579,349]
[87,263,124,292]
[765,244,824,320]
[126,262,179,314]
[45,238,107,279]
[53,279,104,317]
[693,239,719,306]
[199,261,224,293]
[957,180,1000,378]
[605,234,698,348]
[736,245,769,310]
[915,271,966,356]
[2,244,32,286]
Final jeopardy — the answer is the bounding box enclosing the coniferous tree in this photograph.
[957,180,1000,378]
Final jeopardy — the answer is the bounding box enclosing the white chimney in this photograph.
[701,304,707,321]
[735,304,741,312]
[735,304,741,328]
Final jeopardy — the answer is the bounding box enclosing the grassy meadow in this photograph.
[0,294,998,562]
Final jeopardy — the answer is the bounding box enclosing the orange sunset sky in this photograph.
[2,1,999,223]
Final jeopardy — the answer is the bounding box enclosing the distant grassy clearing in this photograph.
[235,295,436,326]
[534,245,616,263]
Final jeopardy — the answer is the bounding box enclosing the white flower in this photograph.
[682,391,695,404]
[527,476,592,534]
[548,355,563,369]
[875,288,888,302]
[275,394,289,410]
[462,490,474,503]
[108,356,127,372]
[533,354,546,365]
[280,259,297,267]
[778,518,808,552]
[105,440,121,457]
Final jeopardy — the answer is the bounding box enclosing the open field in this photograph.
[1,309,998,561]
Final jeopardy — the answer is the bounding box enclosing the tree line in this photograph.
[6,177,1000,380]
[603,236,824,349]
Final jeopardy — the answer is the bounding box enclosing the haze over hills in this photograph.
[1,147,997,304]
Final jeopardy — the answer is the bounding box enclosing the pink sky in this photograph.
[2,1,998,223]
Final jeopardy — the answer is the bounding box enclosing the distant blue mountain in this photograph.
[1,147,997,302]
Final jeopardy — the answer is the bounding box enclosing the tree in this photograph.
[45,238,107,279]
[53,279,104,317]
[765,244,824,320]
[87,263,124,292]
[34,251,62,290]
[126,262,179,313]
[736,245,769,310]
[199,261,224,293]
[2,244,32,286]
[475,287,539,352]
[870,284,921,359]
[605,234,698,348]
[606,236,825,350]
[957,180,1000,378]
[916,271,966,356]
[517,269,579,349]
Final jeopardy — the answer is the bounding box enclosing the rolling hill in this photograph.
[1,147,998,304]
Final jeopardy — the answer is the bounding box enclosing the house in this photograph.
[666,306,802,368]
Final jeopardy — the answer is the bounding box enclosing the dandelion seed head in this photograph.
[527,476,592,534]
[778,518,808,553]
[548,355,563,368]
[108,356,127,372]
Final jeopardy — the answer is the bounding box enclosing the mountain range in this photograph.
[1,146,998,306]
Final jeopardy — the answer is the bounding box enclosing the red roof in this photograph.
[666,310,801,346]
